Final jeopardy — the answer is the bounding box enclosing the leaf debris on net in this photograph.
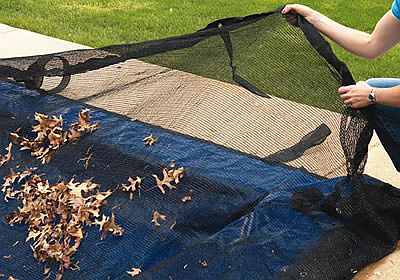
[127,268,142,278]
[152,164,185,195]
[121,176,142,200]
[1,168,122,273]
[181,189,193,203]
[0,143,13,168]
[9,110,98,164]
[151,211,167,227]
[77,147,93,170]
[143,134,158,146]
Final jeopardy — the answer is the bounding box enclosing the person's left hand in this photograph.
[338,81,373,109]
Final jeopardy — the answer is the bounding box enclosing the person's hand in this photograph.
[281,4,316,26]
[338,81,373,109]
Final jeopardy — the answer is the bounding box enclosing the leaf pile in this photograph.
[10,110,99,164]
[0,110,193,278]
[2,169,122,271]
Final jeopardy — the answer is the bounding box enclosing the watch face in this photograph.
[368,93,375,103]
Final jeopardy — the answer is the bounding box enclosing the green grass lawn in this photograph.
[0,0,399,81]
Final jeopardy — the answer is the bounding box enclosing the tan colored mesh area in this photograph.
[46,58,346,178]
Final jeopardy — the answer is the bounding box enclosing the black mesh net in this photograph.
[0,7,399,280]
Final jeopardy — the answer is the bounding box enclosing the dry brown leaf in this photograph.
[48,127,65,148]
[121,176,142,200]
[151,164,185,195]
[2,255,11,260]
[99,212,124,240]
[127,268,142,278]
[77,147,93,170]
[71,261,81,271]
[26,230,41,242]
[143,134,158,146]
[152,169,174,194]
[110,212,124,236]
[94,190,112,202]
[151,211,167,227]
[93,215,109,231]
[77,153,92,170]
[181,190,193,203]
[170,167,185,184]
[43,266,51,275]
[67,128,82,142]
[76,109,99,132]
[0,143,13,167]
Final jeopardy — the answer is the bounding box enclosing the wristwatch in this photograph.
[368,87,377,104]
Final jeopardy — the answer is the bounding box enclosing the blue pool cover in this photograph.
[0,81,352,279]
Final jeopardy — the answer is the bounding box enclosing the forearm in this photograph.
[306,11,374,58]
[303,8,400,60]
[375,86,400,106]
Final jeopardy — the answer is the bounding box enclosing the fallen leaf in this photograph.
[152,169,174,194]
[127,268,142,278]
[181,190,193,203]
[170,167,185,184]
[121,176,142,200]
[0,143,13,167]
[76,109,99,132]
[2,255,11,260]
[43,266,51,275]
[71,261,80,271]
[77,153,92,170]
[151,211,167,227]
[143,134,158,146]
[93,215,110,231]
[109,212,124,236]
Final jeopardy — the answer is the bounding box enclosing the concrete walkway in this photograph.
[0,23,399,279]
[0,24,89,58]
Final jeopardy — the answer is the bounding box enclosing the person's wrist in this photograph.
[368,87,377,104]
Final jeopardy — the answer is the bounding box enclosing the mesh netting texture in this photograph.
[0,6,400,280]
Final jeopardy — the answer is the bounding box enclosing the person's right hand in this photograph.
[281,4,316,26]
